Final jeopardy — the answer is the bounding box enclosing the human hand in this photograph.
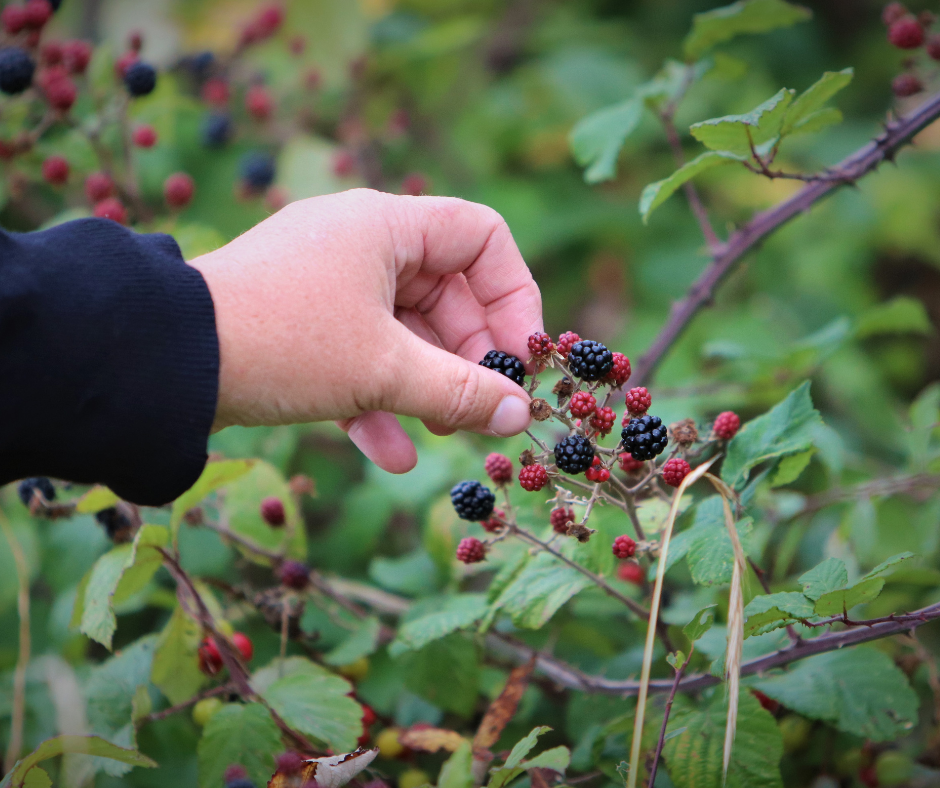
[189,189,543,473]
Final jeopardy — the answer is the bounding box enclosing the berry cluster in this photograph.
[882,3,940,98]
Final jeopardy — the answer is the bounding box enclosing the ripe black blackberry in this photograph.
[95,505,135,542]
[567,340,613,381]
[123,61,157,97]
[17,477,55,506]
[621,414,668,461]
[450,480,496,521]
[202,112,232,147]
[479,350,525,386]
[240,151,276,191]
[554,434,594,474]
[0,48,35,94]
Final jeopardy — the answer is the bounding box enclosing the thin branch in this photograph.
[647,650,692,788]
[137,683,236,726]
[1,511,31,774]
[633,89,940,386]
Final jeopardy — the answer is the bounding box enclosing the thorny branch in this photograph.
[647,649,692,788]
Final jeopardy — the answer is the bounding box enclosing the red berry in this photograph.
[361,703,377,727]
[23,0,52,30]
[164,173,195,209]
[751,690,780,714]
[41,155,68,185]
[858,765,879,788]
[527,332,554,358]
[115,51,138,78]
[604,352,631,387]
[589,406,615,436]
[93,198,127,224]
[892,72,923,97]
[612,534,636,559]
[401,172,428,196]
[44,76,76,112]
[260,496,286,526]
[133,125,158,148]
[62,41,92,74]
[456,536,486,564]
[332,149,356,177]
[246,85,274,120]
[255,4,284,37]
[585,456,610,483]
[888,17,924,49]
[484,453,513,484]
[569,391,596,418]
[550,507,575,534]
[198,637,223,675]
[928,34,940,60]
[625,387,651,416]
[289,35,307,56]
[618,561,644,586]
[519,463,548,492]
[713,411,740,440]
[41,41,63,66]
[304,68,322,91]
[661,458,691,488]
[224,765,248,783]
[2,5,26,34]
[882,2,908,25]
[276,752,305,775]
[556,331,580,358]
[232,632,253,662]
[388,108,410,135]
[201,77,230,107]
[0,140,17,161]
[128,30,143,53]
[277,559,309,590]
[618,452,644,473]
[481,508,505,533]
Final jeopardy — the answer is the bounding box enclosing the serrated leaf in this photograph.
[683,0,812,61]
[798,558,847,601]
[770,449,814,487]
[151,604,205,705]
[389,594,488,656]
[743,592,815,637]
[170,459,254,542]
[6,736,155,788]
[504,727,552,770]
[20,768,51,788]
[488,729,568,788]
[438,740,473,788]
[786,107,843,136]
[813,576,884,616]
[722,382,823,490]
[666,496,753,586]
[684,605,718,642]
[690,88,794,158]
[751,647,918,740]
[323,616,382,666]
[640,150,744,222]
[856,296,931,339]
[75,486,120,514]
[569,98,643,183]
[781,68,853,135]
[862,551,916,580]
[489,551,593,628]
[663,690,782,788]
[197,703,281,788]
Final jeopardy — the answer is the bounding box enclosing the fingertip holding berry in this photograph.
[450,480,496,521]
[123,60,157,97]
[41,155,69,185]
[569,391,596,418]
[713,411,741,440]
[479,350,526,386]
[554,434,595,474]
[164,172,195,209]
[550,507,575,534]
[621,415,668,461]
[618,561,644,586]
[567,339,613,381]
[277,559,309,590]
[888,17,924,49]
[625,386,651,416]
[612,534,636,559]
[519,463,548,491]
[661,457,691,488]
[585,456,610,483]
[484,452,513,484]
[260,496,286,526]
[456,536,486,564]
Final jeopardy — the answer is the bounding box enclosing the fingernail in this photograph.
[489,396,531,436]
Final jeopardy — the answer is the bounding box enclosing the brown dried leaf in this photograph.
[473,656,536,752]
[398,727,467,753]
[268,748,378,788]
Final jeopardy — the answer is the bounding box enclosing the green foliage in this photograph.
[196,703,281,788]
[683,0,812,61]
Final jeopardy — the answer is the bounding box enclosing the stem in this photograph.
[137,683,236,726]
[633,89,940,386]
[1,511,31,774]
[647,650,692,788]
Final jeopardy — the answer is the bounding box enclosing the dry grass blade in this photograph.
[626,457,717,788]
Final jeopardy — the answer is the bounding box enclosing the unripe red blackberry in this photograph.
[928,34,940,60]
[618,561,644,586]
[569,391,596,418]
[93,198,127,224]
[401,173,428,196]
[481,508,505,533]
[888,17,924,49]
[202,77,230,106]
[62,40,92,74]
[604,352,631,387]
[585,456,610,483]
[44,75,76,111]
[519,463,548,491]
[2,5,26,34]
[625,387,651,416]
[223,765,248,783]
[713,411,741,440]
[23,0,52,30]
[260,496,286,526]
[232,631,253,662]
[41,41,63,66]
[332,149,356,177]
[456,537,486,564]
[661,458,691,488]
[527,332,554,358]
[133,124,158,148]
[892,72,923,96]
[550,507,575,534]
[164,173,195,209]
[198,637,223,675]
[41,155,68,185]
[556,331,580,358]
[484,453,513,484]
[246,85,274,120]
[85,171,113,203]
[612,534,636,559]
[277,559,309,590]
[128,30,143,53]
[589,406,615,436]
[276,752,305,775]
[882,2,908,26]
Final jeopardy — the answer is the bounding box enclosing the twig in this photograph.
[647,650,692,788]
[1,511,31,774]
[633,89,940,386]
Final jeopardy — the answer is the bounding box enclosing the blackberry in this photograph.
[123,61,157,97]
[621,414,668,461]
[888,17,924,49]
[604,352,631,387]
[456,537,486,564]
[484,453,513,484]
[550,507,575,534]
[569,391,596,417]
[260,496,285,526]
[892,73,922,97]
[556,331,580,358]
[479,350,525,386]
[618,561,644,586]
[527,332,554,358]
[661,458,691,488]
[618,452,644,473]
[481,508,505,533]
[553,435,594,474]
[240,151,276,191]
[612,535,636,559]
[202,112,232,147]
[589,406,615,436]
[518,463,548,491]
[0,48,35,94]
[232,631,253,662]
[17,477,55,506]
[450,480,495,521]
[713,411,740,440]
[567,340,613,381]
[625,386,651,416]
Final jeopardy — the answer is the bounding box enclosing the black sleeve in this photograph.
[0,218,219,506]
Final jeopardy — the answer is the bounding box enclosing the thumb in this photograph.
[383,324,532,436]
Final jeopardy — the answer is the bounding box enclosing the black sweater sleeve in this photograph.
[0,218,219,506]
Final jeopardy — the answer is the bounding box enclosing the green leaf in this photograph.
[504,727,552,770]
[683,605,718,642]
[640,151,744,222]
[75,486,120,514]
[488,728,569,788]
[683,0,812,61]
[751,647,919,740]
[21,768,51,788]
[856,296,932,339]
[798,558,847,601]
[151,604,205,705]
[770,449,814,487]
[170,459,254,542]
[812,576,884,616]
[438,740,473,788]
[489,551,593,628]
[569,98,643,184]
[197,703,281,788]
[786,107,843,136]
[781,68,853,135]
[7,736,155,788]
[862,551,916,580]
[322,616,382,666]
[690,88,795,158]
[171,223,227,259]
[668,496,753,586]
[389,594,488,656]
[400,633,480,717]
[257,658,363,751]
[722,382,823,490]
[663,690,783,788]
[743,592,816,637]
[79,525,168,649]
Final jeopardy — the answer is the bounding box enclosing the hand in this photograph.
[189,189,543,473]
